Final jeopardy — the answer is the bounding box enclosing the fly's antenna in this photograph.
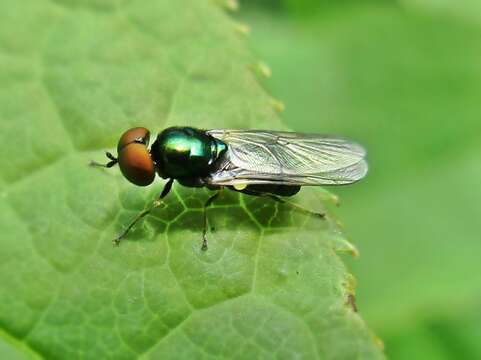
[90,151,118,168]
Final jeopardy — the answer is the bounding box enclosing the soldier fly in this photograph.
[91,127,368,250]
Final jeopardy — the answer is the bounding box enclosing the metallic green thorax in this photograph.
[151,127,227,179]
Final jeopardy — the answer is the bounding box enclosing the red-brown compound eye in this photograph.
[118,143,155,186]
[116,128,155,186]
[117,127,150,153]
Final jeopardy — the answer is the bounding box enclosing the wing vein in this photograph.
[207,129,368,186]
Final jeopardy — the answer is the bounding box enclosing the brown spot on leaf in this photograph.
[346,294,358,312]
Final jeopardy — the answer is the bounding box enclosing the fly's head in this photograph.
[92,127,156,187]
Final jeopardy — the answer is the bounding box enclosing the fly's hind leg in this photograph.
[263,193,325,219]
[239,186,325,220]
[113,178,174,246]
[201,190,222,251]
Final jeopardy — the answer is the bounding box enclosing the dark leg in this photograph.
[90,152,118,168]
[201,190,221,251]
[240,188,325,219]
[113,179,174,246]
[264,193,325,219]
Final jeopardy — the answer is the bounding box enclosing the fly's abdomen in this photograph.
[151,127,226,179]
[234,184,301,197]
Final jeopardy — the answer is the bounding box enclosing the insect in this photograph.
[91,126,368,249]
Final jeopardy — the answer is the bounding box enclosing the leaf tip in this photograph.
[350,244,360,257]
[374,336,385,351]
[234,22,251,36]
[226,0,239,11]
[331,194,340,206]
[337,239,360,257]
[214,0,239,12]
[270,98,286,113]
[250,61,272,79]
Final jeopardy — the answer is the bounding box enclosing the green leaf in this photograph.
[0,0,383,358]
[240,2,481,359]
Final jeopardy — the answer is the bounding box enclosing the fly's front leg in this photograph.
[113,178,174,246]
[201,190,222,251]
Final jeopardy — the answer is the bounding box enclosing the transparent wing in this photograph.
[206,129,368,186]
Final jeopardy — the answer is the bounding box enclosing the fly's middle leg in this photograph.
[202,190,222,251]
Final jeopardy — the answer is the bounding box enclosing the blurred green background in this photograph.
[238,1,481,359]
